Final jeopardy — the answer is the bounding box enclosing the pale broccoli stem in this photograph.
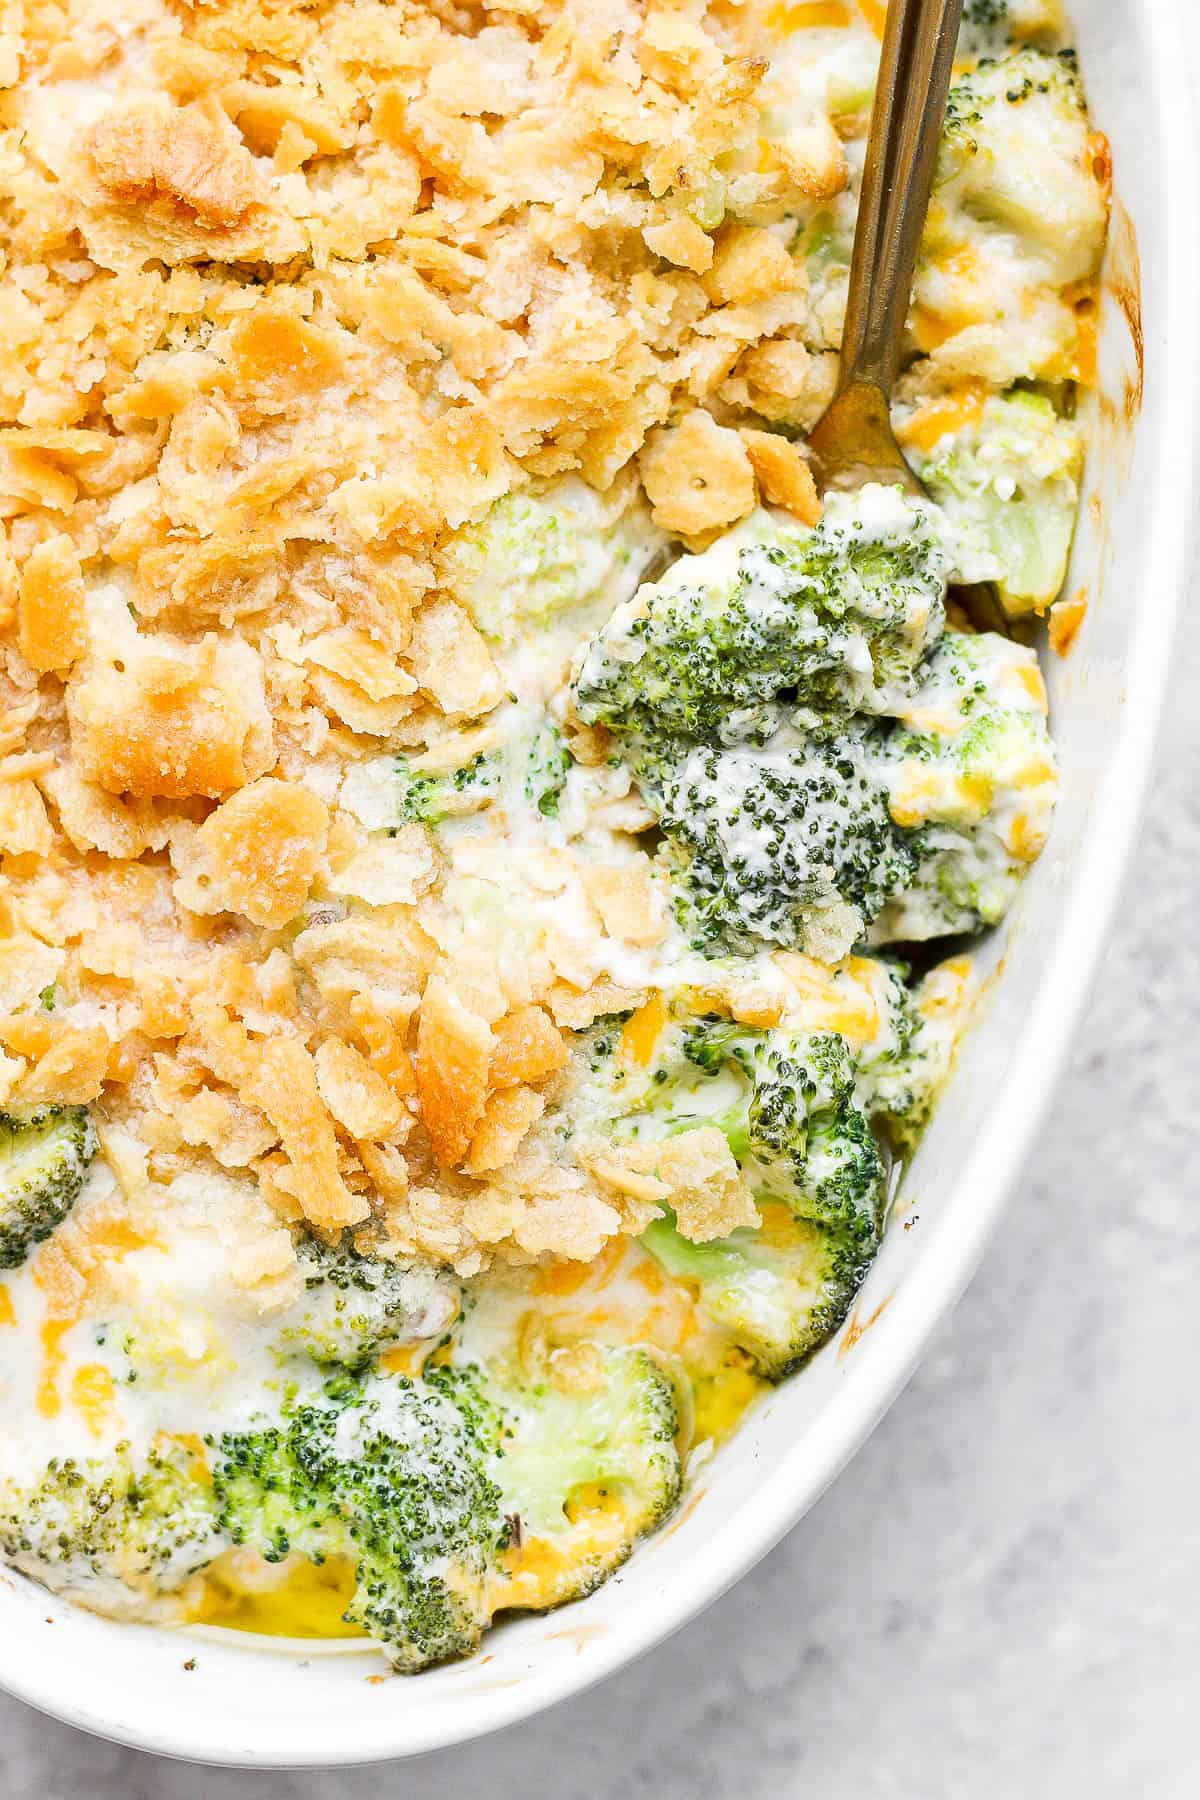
[935,47,1106,287]
[911,391,1083,614]
[871,632,1058,941]
[642,1209,867,1381]
[483,1346,682,1613]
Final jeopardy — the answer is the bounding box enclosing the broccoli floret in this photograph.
[857,959,975,1151]
[0,1107,97,1270]
[573,488,949,749]
[347,712,575,836]
[642,1207,868,1380]
[570,480,1058,959]
[523,720,572,819]
[0,1439,221,1612]
[960,0,1067,48]
[617,1017,887,1375]
[658,1023,886,1247]
[745,1031,885,1243]
[935,49,1106,288]
[604,1014,887,1251]
[277,1237,459,1370]
[640,627,1056,956]
[572,489,968,960]
[213,1375,502,1672]
[871,631,1057,941]
[214,1345,682,1667]
[442,478,663,647]
[911,389,1083,614]
[586,979,968,1376]
[654,731,916,961]
[392,750,500,825]
[484,1345,682,1613]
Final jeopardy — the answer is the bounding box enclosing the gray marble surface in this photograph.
[4,624,1196,1800]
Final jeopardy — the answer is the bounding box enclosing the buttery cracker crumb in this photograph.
[739,428,823,523]
[638,411,757,539]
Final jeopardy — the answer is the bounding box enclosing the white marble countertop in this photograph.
[4,600,1197,1800]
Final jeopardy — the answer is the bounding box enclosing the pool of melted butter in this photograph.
[190,1551,365,1639]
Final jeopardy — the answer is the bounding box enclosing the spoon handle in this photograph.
[838,0,964,397]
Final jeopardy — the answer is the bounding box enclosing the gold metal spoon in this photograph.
[808,0,963,492]
[806,0,1011,633]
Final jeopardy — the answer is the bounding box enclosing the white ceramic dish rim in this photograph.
[1,5,1197,1767]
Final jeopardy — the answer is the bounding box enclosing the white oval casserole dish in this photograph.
[0,0,1196,1767]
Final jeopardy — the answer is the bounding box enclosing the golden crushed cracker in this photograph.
[489,1007,568,1089]
[314,1036,405,1143]
[68,632,273,800]
[584,1127,758,1243]
[639,410,758,539]
[704,224,801,308]
[465,1086,545,1177]
[173,778,329,929]
[739,428,823,524]
[244,1035,367,1232]
[0,0,891,1273]
[0,780,53,857]
[84,102,260,228]
[415,976,494,1169]
[581,863,667,949]
[17,535,87,674]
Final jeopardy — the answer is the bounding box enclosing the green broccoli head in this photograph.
[585,977,967,1379]
[626,1043,879,1375]
[0,1106,97,1270]
[636,633,1055,957]
[654,1021,886,1249]
[936,48,1106,288]
[856,958,975,1152]
[960,0,1065,38]
[911,389,1083,614]
[630,1021,884,1379]
[572,487,949,750]
[872,631,1058,941]
[213,1375,504,1672]
[591,1011,887,1249]
[743,1031,885,1244]
[214,1344,682,1667]
[370,713,574,833]
[277,1237,460,1370]
[653,731,916,962]
[0,1439,221,1612]
[484,1345,682,1613]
